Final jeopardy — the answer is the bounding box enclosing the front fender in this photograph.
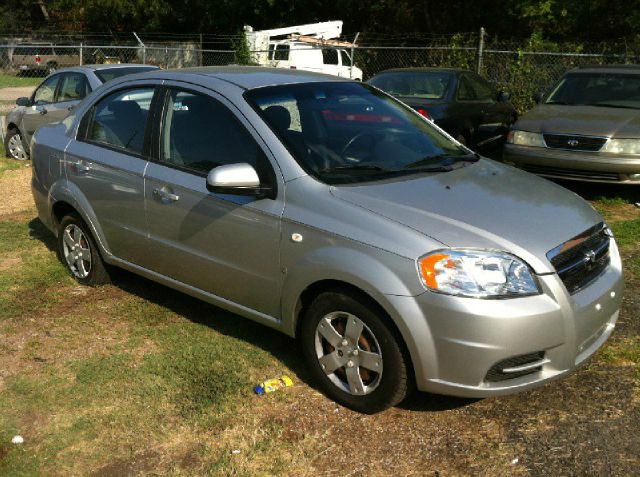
[48,178,113,258]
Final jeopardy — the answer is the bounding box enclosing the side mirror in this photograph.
[532,92,544,104]
[16,97,31,106]
[497,91,510,102]
[206,163,270,197]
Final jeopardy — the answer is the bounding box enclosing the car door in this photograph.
[56,72,91,113]
[143,84,285,318]
[466,73,511,149]
[21,73,67,141]
[64,85,158,264]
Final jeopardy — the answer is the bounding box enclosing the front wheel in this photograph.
[4,129,28,160]
[58,213,110,286]
[300,291,411,413]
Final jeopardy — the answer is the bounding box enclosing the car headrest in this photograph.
[263,105,291,131]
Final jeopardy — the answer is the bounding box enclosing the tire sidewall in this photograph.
[300,291,408,413]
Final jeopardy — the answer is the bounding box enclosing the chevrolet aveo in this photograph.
[31,67,624,413]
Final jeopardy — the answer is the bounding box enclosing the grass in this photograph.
[0,73,41,89]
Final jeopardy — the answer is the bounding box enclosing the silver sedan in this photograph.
[4,64,159,160]
[30,67,623,413]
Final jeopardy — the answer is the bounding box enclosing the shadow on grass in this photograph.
[25,215,478,413]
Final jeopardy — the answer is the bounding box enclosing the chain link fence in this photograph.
[1,38,639,112]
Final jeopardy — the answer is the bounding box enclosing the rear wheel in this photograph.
[4,128,28,160]
[300,291,411,413]
[58,213,110,286]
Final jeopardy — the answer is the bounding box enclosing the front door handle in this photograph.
[38,107,47,115]
[69,160,91,173]
[153,187,180,202]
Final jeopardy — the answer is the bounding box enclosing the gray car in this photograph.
[4,64,159,161]
[30,67,624,413]
[504,65,640,184]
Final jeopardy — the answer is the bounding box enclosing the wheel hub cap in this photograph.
[8,134,27,161]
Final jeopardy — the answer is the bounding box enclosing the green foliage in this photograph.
[232,31,256,66]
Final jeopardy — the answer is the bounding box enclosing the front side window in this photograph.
[468,75,494,101]
[58,73,89,102]
[457,75,477,101]
[160,90,263,175]
[85,87,155,154]
[247,82,473,185]
[546,72,640,108]
[33,74,61,105]
[340,50,351,67]
[273,44,290,61]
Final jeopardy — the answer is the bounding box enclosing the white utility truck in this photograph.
[244,21,363,81]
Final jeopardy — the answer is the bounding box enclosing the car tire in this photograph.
[300,290,411,413]
[58,213,110,286]
[4,128,28,160]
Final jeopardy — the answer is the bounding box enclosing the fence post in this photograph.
[142,46,146,64]
[477,27,486,74]
[79,42,83,65]
[350,32,360,79]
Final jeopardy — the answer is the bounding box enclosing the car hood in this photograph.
[516,104,640,138]
[330,159,603,273]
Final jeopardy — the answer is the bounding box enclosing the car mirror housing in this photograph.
[206,163,270,197]
[16,97,31,106]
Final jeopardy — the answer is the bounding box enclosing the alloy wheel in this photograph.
[62,224,92,279]
[315,311,383,395]
[7,133,27,160]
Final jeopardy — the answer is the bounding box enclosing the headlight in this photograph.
[506,130,546,147]
[601,138,640,155]
[418,250,540,298]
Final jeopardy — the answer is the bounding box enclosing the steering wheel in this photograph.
[340,131,378,158]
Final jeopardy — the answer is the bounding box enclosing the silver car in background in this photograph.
[4,64,159,160]
[31,67,624,413]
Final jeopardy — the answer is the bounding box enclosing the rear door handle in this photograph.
[153,187,180,202]
[39,108,47,115]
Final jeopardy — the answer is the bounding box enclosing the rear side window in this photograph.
[322,49,338,65]
[33,74,61,105]
[58,73,89,102]
[160,90,263,175]
[94,66,158,83]
[85,87,155,155]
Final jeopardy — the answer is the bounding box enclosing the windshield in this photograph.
[246,82,472,184]
[95,66,159,84]
[368,71,453,99]
[546,72,640,109]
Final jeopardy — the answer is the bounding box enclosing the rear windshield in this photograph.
[368,71,454,99]
[546,72,640,109]
[95,66,159,83]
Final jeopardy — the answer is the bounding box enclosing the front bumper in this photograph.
[503,144,640,184]
[386,238,624,398]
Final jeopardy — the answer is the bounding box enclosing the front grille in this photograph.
[485,351,545,382]
[548,223,610,294]
[543,134,607,151]
[523,164,621,182]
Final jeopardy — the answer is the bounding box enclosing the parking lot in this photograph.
[0,78,639,476]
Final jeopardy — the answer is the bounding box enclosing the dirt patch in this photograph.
[0,87,35,102]
[0,167,33,218]
[595,202,640,223]
[92,449,161,477]
[0,256,21,271]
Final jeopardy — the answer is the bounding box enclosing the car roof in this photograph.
[371,67,469,76]
[571,64,640,74]
[140,66,351,90]
[85,63,161,71]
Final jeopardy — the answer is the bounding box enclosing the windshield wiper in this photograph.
[319,164,390,173]
[404,153,478,169]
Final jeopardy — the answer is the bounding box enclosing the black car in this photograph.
[368,68,517,152]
